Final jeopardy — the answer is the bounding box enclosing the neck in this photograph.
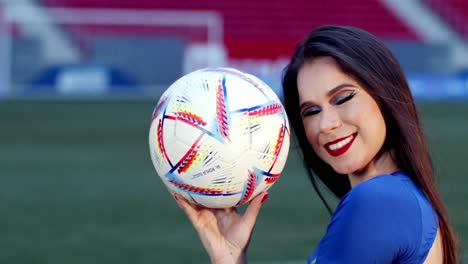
[348,151,399,188]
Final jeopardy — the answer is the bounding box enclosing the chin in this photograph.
[331,163,361,175]
[332,167,352,175]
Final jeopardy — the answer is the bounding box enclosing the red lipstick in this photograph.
[324,133,357,157]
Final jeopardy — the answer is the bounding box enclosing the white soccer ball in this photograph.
[149,67,290,208]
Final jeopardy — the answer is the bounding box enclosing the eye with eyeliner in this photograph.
[301,90,357,117]
[301,106,321,117]
[331,90,357,105]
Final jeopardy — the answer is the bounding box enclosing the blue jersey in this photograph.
[308,171,438,264]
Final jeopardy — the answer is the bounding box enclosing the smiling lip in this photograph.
[324,132,357,157]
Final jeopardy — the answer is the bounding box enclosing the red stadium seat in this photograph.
[40,0,421,59]
[425,0,468,38]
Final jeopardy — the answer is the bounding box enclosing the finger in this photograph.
[213,207,239,220]
[242,192,269,228]
[223,207,238,214]
[174,193,200,222]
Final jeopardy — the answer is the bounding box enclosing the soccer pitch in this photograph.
[1,100,467,263]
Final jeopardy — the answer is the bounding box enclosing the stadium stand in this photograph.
[425,0,468,39]
[2,0,461,97]
[40,0,421,59]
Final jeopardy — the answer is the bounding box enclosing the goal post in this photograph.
[0,6,227,97]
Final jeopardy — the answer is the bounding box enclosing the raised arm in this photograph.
[174,192,269,264]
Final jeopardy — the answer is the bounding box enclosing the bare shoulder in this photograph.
[423,227,443,264]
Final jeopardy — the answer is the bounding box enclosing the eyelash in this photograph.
[301,91,357,117]
[333,90,357,105]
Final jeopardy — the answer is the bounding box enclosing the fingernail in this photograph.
[261,193,269,204]
[173,193,180,203]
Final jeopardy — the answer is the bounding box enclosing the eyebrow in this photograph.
[299,83,357,111]
[326,83,356,97]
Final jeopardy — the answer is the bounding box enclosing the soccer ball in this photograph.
[149,68,290,208]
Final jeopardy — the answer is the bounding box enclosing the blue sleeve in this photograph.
[315,178,423,263]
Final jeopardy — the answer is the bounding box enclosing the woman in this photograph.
[174,25,459,263]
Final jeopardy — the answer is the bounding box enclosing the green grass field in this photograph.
[1,100,467,263]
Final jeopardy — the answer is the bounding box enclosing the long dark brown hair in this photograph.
[282,25,459,263]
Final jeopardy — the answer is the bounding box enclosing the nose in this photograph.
[319,108,342,133]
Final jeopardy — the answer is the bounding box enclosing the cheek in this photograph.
[343,99,382,125]
[361,102,386,140]
[303,120,321,152]
[344,102,387,147]
[340,100,365,121]
[371,114,387,146]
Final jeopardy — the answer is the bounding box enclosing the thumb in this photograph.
[242,192,269,229]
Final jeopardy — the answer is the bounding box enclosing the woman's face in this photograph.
[297,56,387,175]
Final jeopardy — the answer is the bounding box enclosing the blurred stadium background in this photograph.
[1,0,467,263]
